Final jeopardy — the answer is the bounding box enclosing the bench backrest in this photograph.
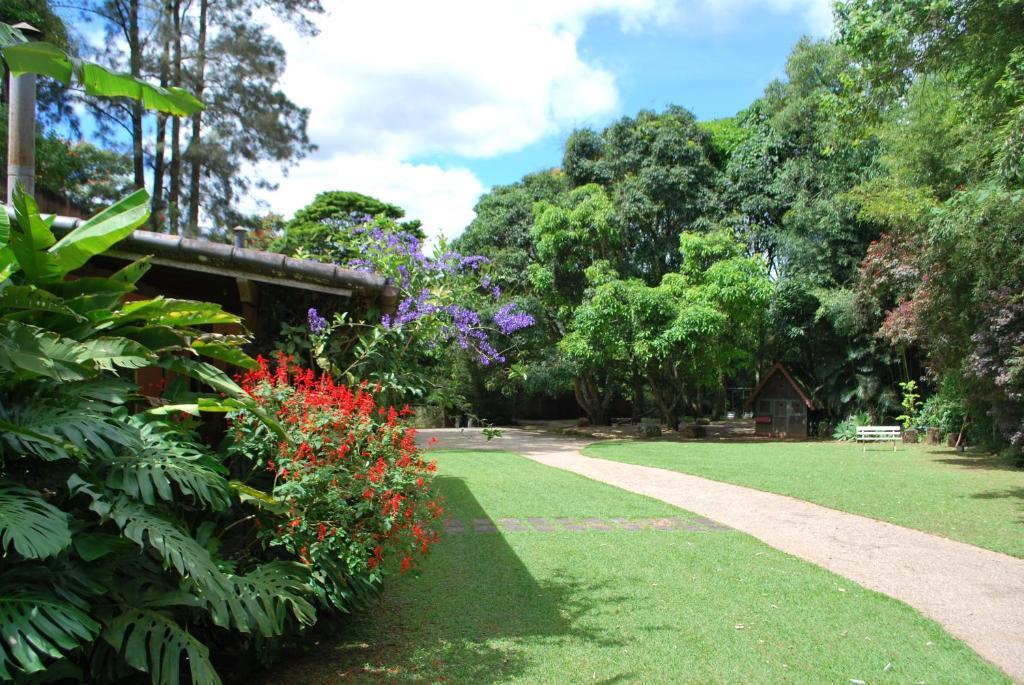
[856,426,901,439]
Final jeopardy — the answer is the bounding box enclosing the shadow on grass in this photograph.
[933,447,1022,472]
[971,487,1024,524]
[258,475,634,684]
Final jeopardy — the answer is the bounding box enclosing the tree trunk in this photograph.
[572,372,609,426]
[128,0,145,190]
[631,369,644,423]
[167,0,183,235]
[649,373,681,430]
[150,1,173,230]
[186,0,209,235]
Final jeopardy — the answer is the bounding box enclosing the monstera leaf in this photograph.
[106,423,230,510]
[0,485,71,559]
[103,608,220,685]
[0,583,99,680]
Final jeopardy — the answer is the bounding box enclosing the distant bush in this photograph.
[917,391,966,436]
[833,413,872,440]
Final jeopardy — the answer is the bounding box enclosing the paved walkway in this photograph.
[420,427,1024,682]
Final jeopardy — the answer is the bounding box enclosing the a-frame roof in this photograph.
[743,363,815,410]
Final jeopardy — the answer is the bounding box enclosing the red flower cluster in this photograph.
[231,354,443,583]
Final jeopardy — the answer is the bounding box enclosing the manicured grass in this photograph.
[264,450,1007,684]
[584,440,1024,558]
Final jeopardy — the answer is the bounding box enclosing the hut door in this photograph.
[773,400,787,434]
[786,400,805,436]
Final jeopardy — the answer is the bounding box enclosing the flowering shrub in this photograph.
[230,354,444,610]
[344,218,534,367]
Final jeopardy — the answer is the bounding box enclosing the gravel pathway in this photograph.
[420,427,1024,682]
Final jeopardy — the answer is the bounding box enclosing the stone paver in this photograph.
[439,515,730,534]
[419,427,1024,683]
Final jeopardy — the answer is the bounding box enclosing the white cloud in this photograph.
[248,0,834,243]
[250,156,485,245]
[250,0,673,243]
[271,1,660,160]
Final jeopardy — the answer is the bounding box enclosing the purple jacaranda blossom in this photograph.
[347,218,528,365]
[393,289,438,326]
[308,307,328,334]
[493,303,534,335]
[347,258,375,272]
[458,255,490,271]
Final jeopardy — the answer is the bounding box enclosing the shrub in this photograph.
[229,355,444,612]
[917,388,966,436]
[895,380,923,430]
[0,189,314,684]
[833,413,872,440]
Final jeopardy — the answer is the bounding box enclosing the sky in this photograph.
[234,1,832,242]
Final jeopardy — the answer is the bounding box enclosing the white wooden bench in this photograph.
[856,425,901,451]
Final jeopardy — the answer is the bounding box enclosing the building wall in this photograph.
[751,371,808,437]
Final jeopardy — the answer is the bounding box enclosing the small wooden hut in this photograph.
[743,363,815,438]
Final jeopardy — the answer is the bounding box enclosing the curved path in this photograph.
[420,427,1024,682]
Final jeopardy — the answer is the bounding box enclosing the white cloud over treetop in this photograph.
[252,0,833,243]
[250,156,485,243]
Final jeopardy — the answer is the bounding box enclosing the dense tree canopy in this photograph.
[458,7,1024,459]
[8,0,1021,456]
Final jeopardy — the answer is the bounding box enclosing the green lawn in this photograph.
[584,440,1024,558]
[264,450,1007,684]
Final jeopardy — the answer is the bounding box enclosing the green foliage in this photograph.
[102,609,221,685]
[273,190,420,262]
[918,385,967,436]
[0,188,319,683]
[0,485,70,558]
[0,585,100,681]
[457,170,568,296]
[561,231,770,426]
[895,380,923,431]
[563,106,722,282]
[699,116,749,166]
[833,413,871,440]
[0,22,203,116]
[532,183,622,314]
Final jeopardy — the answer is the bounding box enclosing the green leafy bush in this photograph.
[895,380,923,430]
[833,413,872,440]
[917,389,966,436]
[0,188,312,684]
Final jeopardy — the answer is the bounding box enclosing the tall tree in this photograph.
[836,0,1024,454]
[185,0,206,232]
[563,106,722,283]
[167,0,182,232]
[149,0,172,227]
[67,0,322,234]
